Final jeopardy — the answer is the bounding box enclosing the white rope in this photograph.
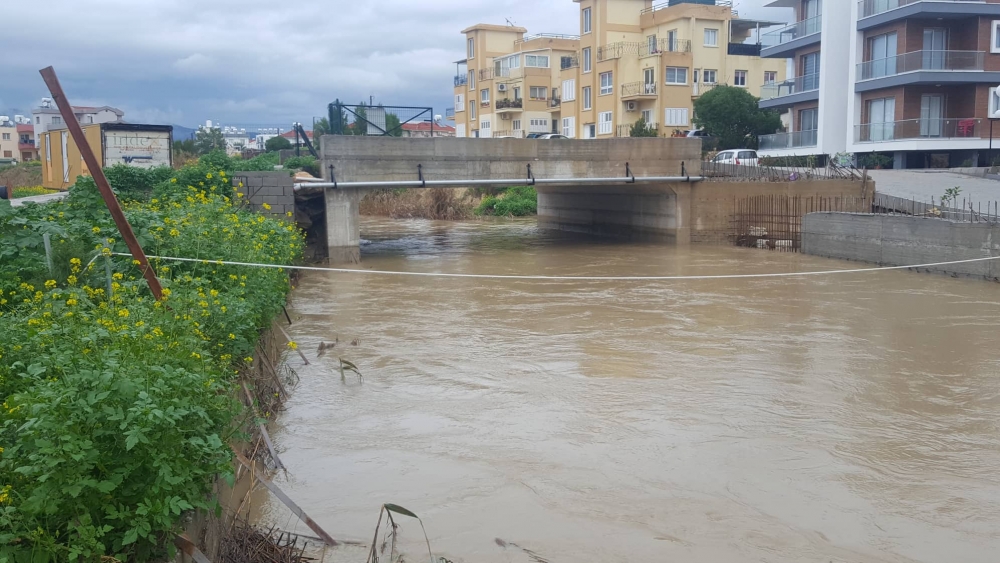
[116,253,1000,282]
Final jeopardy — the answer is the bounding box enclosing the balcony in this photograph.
[692,82,720,97]
[641,0,733,16]
[855,51,991,92]
[759,74,820,108]
[479,68,494,81]
[495,98,524,113]
[622,82,658,99]
[561,55,579,70]
[18,142,36,151]
[548,98,562,110]
[760,15,822,59]
[616,122,659,137]
[516,33,580,45]
[597,41,639,62]
[854,118,984,143]
[639,39,692,57]
[454,75,468,87]
[858,0,996,29]
[445,108,456,119]
[728,43,762,57]
[759,130,818,151]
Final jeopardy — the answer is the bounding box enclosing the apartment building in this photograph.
[759,0,1000,169]
[17,124,39,161]
[0,120,15,163]
[453,0,787,139]
[32,100,124,146]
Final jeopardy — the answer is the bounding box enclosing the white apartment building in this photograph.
[32,99,124,146]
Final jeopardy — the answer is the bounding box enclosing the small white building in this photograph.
[32,99,124,146]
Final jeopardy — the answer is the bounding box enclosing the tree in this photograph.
[629,117,658,138]
[194,127,225,154]
[692,85,782,150]
[265,136,292,152]
[173,139,196,153]
[313,117,331,149]
[385,112,403,137]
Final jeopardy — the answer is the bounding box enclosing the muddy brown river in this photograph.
[260,217,1000,563]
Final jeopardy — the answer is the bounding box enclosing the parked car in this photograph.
[525,133,544,139]
[685,129,710,138]
[538,134,569,139]
[711,149,759,166]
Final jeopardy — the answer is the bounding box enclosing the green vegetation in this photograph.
[193,127,226,155]
[0,162,303,561]
[941,186,962,208]
[629,118,659,138]
[265,136,292,152]
[0,162,44,191]
[10,187,58,199]
[693,85,782,151]
[474,186,538,217]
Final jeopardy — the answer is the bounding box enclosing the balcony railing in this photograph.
[639,39,692,57]
[516,33,581,45]
[760,15,822,47]
[858,0,983,19]
[622,82,658,97]
[479,68,494,81]
[550,98,562,109]
[857,50,984,81]
[616,122,659,137]
[561,55,580,70]
[454,75,468,87]
[728,43,762,57]
[445,108,456,119]
[759,130,818,151]
[759,74,820,101]
[855,118,983,143]
[495,98,524,110]
[597,41,640,62]
[692,82,721,97]
[641,0,732,16]
[18,142,37,151]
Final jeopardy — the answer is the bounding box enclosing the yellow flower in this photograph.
[209,289,219,297]
[118,309,130,318]
[161,288,171,297]
[169,229,179,237]
[92,226,101,234]
[66,298,78,306]
[244,356,254,363]
[228,333,235,340]
[44,280,57,289]
[67,275,78,285]
[206,173,213,179]
[261,202,272,210]
[191,352,202,359]
[286,211,294,217]
[287,341,298,350]
[101,247,112,257]
[170,178,177,183]
[112,272,124,281]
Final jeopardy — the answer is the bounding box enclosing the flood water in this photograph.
[261,217,1000,563]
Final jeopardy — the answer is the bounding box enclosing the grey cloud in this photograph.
[0,0,787,126]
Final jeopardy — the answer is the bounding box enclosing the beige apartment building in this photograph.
[453,0,787,139]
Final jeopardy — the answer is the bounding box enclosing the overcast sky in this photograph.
[0,0,788,129]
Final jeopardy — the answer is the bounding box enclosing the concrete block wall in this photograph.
[803,213,1000,279]
[233,172,295,219]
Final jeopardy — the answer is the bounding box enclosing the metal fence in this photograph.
[327,101,435,137]
[732,194,873,252]
[702,160,867,182]
[873,193,1000,224]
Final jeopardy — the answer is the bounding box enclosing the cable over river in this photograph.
[260,217,1000,563]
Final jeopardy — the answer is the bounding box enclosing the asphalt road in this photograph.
[868,170,1000,208]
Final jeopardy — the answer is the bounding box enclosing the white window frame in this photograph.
[666,67,688,85]
[582,86,592,110]
[764,71,777,84]
[52,116,62,125]
[734,70,747,87]
[468,37,475,59]
[525,54,550,68]
[583,47,592,73]
[513,86,521,100]
[455,94,465,112]
[469,71,475,91]
[703,69,717,84]
[512,119,522,133]
[990,87,1000,116]
[530,86,548,100]
[583,8,592,34]
[704,28,718,47]
[664,108,690,127]
[598,111,613,135]
[993,21,1000,53]
[469,100,476,119]
[481,88,490,104]
[600,71,613,95]
[641,109,653,124]
[480,118,492,138]
[562,79,576,101]
[562,116,576,137]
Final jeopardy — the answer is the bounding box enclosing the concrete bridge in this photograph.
[310,136,705,262]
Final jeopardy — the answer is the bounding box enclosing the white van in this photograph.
[711,149,759,166]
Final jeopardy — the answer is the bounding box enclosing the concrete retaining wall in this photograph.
[233,172,294,219]
[802,213,1000,279]
[537,184,680,241]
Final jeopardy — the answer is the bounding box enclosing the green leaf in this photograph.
[121,528,138,546]
[383,503,419,519]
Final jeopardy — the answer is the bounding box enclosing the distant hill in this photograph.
[170,125,197,141]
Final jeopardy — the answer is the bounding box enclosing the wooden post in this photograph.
[38,66,163,300]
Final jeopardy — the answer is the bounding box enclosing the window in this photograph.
[562,117,576,137]
[3,151,10,158]
[704,28,718,47]
[865,32,897,79]
[764,71,777,84]
[525,55,550,68]
[513,86,521,100]
[469,70,475,91]
[641,109,653,124]
[734,70,747,87]
[583,86,592,110]
[583,47,592,73]
[801,52,821,89]
[513,119,522,132]
[529,118,550,133]
[52,116,62,125]
[481,89,490,104]
[664,108,689,126]
[469,100,476,119]
[84,115,93,124]
[481,118,491,138]
[598,111,613,135]
[866,97,896,142]
[647,34,658,54]
[562,79,576,101]
[1,133,9,140]
[583,7,592,34]
[600,71,613,95]
[468,37,475,59]
[703,69,717,84]
[455,94,464,112]
[530,86,548,99]
[666,67,688,84]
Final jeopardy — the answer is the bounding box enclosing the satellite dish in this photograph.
[434,114,443,122]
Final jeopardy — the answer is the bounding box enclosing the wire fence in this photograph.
[873,193,1000,224]
[702,161,867,182]
[731,194,873,252]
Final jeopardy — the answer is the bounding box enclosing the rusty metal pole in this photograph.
[39,66,163,300]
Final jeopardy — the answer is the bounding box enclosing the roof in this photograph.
[280,130,313,139]
[33,105,124,116]
[461,23,528,34]
[402,122,455,132]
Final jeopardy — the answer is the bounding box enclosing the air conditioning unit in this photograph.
[500,113,511,120]
[498,84,508,92]
[626,101,638,112]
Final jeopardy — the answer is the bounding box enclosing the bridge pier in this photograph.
[324,188,362,264]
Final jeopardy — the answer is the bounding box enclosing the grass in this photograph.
[360,188,474,220]
[11,186,59,198]
[474,186,537,217]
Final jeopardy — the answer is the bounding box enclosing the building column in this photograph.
[893,151,905,170]
[324,189,361,264]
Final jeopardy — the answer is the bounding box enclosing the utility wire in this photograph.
[115,253,1000,282]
